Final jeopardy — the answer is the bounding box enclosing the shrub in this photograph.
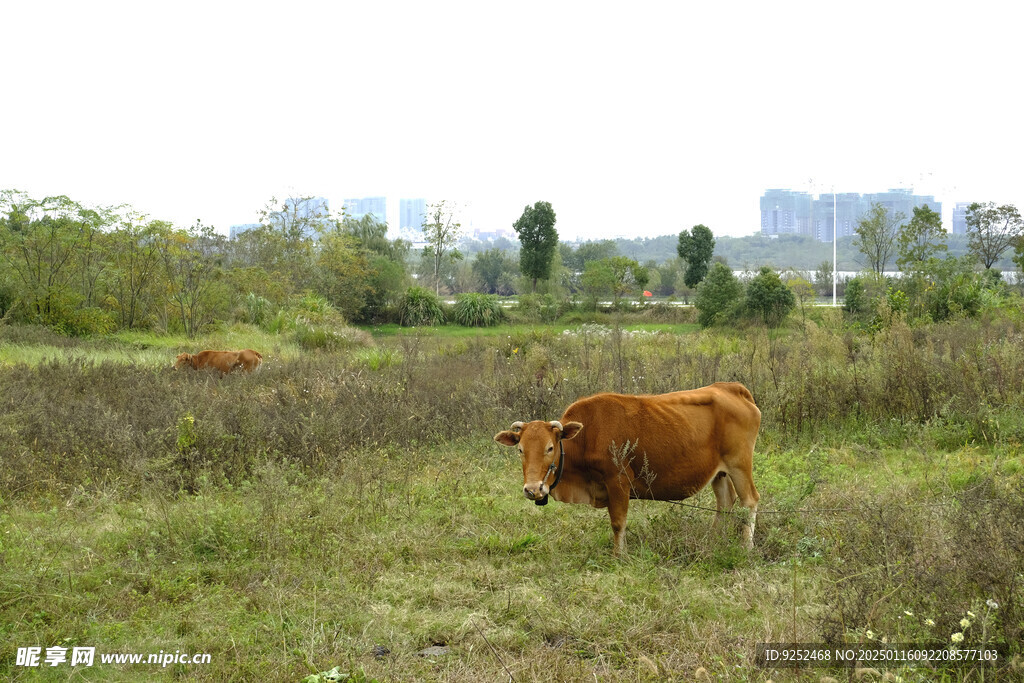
[452,293,504,327]
[399,287,445,326]
[242,292,271,328]
[844,277,866,313]
[694,262,743,328]
[745,266,795,326]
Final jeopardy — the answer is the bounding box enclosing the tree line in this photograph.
[2,190,1022,336]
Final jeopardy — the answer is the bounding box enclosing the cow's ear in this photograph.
[494,431,521,447]
[561,422,584,441]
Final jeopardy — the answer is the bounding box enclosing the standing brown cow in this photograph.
[494,382,761,555]
[174,349,262,375]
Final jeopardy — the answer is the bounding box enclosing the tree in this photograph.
[313,231,371,321]
[677,224,715,288]
[897,205,946,275]
[421,200,462,295]
[158,221,227,338]
[512,201,558,293]
[813,260,834,298]
[965,202,1024,270]
[854,203,905,275]
[746,267,795,327]
[258,195,324,292]
[472,248,518,295]
[786,275,816,328]
[694,262,742,328]
[107,212,166,329]
[0,191,91,324]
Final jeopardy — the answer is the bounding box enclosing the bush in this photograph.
[452,293,504,327]
[242,292,271,328]
[513,294,558,323]
[844,277,866,313]
[694,262,743,328]
[745,266,795,326]
[399,287,445,326]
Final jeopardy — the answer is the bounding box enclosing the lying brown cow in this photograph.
[174,349,263,375]
[235,348,263,372]
[494,382,761,555]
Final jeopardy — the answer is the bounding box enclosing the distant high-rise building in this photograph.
[760,189,812,237]
[760,188,942,243]
[952,202,972,235]
[400,198,427,231]
[343,197,387,223]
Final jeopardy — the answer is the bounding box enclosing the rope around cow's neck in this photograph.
[535,440,565,506]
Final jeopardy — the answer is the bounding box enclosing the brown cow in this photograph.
[236,348,263,372]
[173,349,262,375]
[494,382,761,556]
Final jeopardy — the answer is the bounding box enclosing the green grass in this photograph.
[1,317,1022,680]
[2,440,1018,681]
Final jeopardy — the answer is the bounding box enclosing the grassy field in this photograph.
[1,317,1022,681]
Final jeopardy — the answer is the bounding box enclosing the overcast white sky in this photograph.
[3,1,1022,240]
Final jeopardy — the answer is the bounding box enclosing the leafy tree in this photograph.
[844,277,866,314]
[512,201,558,293]
[258,196,323,292]
[107,213,167,329]
[421,200,462,294]
[785,274,817,327]
[965,202,1024,270]
[813,260,834,298]
[580,259,615,309]
[854,203,906,275]
[897,205,946,274]
[587,256,646,308]
[313,231,371,321]
[560,240,617,292]
[157,222,228,338]
[0,192,92,325]
[694,262,742,328]
[677,224,715,288]
[746,267,795,326]
[472,248,518,295]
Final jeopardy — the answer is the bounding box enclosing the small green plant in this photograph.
[242,292,271,328]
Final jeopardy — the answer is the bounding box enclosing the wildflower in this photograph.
[967,611,976,619]
[866,630,875,639]
[986,599,999,610]
[926,619,935,626]
[951,632,964,644]
[904,610,913,617]
[960,618,971,629]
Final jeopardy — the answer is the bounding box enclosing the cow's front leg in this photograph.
[606,481,630,557]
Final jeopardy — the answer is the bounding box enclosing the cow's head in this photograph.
[494,420,583,502]
[173,353,192,370]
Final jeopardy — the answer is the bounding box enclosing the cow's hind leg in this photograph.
[724,464,759,549]
[711,471,737,534]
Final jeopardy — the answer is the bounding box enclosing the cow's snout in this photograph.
[523,483,549,500]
